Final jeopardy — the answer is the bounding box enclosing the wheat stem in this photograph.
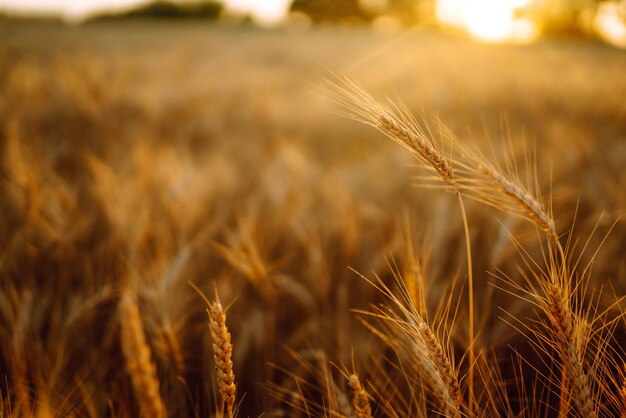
[330,76,476,411]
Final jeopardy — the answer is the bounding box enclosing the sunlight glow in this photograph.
[594,2,626,48]
[436,0,538,43]
[226,0,290,26]
[0,0,291,24]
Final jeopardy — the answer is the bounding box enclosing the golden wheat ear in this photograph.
[446,129,564,257]
[119,287,165,418]
[326,74,457,190]
[544,282,597,418]
[348,374,373,418]
[416,321,465,418]
[207,292,237,418]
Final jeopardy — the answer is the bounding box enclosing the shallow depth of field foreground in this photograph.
[2,21,626,417]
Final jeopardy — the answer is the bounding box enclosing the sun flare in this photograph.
[226,0,290,26]
[436,0,538,43]
[594,2,626,48]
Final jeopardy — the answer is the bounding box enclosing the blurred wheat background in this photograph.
[1,2,626,416]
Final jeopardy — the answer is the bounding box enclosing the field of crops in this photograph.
[1,21,626,417]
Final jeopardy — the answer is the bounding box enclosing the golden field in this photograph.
[1,21,626,417]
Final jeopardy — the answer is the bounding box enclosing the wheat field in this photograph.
[1,21,626,417]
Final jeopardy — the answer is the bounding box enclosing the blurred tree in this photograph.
[89,0,222,21]
[290,0,373,23]
[290,0,435,25]
[386,0,436,25]
[532,0,602,34]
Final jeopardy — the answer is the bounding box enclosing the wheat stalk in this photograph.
[464,150,576,417]
[119,288,165,418]
[329,75,476,410]
[208,295,236,417]
[348,374,372,418]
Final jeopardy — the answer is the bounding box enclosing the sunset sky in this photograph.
[0,0,536,37]
[1,0,624,47]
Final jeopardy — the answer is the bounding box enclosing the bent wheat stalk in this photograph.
[329,75,476,410]
[444,133,565,266]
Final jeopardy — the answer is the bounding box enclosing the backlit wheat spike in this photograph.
[545,283,596,418]
[348,374,372,418]
[208,297,236,417]
[119,288,165,418]
[328,75,457,189]
[417,322,464,417]
[413,345,458,416]
[478,162,557,240]
[378,114,457,188]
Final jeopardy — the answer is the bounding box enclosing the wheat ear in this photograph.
[545,283,596,418]
[476,162,566,257]
[478,164,555,235]
[328,76,456,189]
[417,322,464,417]
[377,114,456,187]
[119,288,165,418]
[348,374,372,418]
[208,296,236,417]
